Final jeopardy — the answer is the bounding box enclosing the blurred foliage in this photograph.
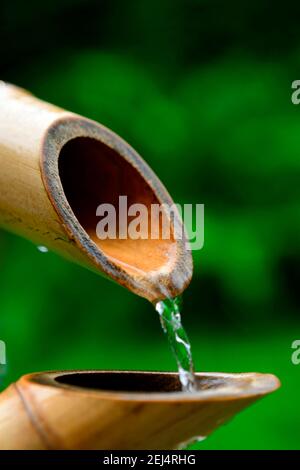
[1,0,300,449]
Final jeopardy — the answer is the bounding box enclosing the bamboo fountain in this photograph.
[0,83,280,449]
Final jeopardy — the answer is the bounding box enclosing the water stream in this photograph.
[155,296,197,392]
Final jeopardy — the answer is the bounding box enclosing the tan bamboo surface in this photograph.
[0,82,192,301]
[0,371,280,450]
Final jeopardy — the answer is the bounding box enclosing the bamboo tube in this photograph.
[0,370,279,450]
[0,82,192,301]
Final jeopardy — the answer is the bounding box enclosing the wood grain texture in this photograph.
[0,371,280,450]
[0,83,192,301]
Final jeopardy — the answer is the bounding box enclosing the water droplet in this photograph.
[37,246,49,253]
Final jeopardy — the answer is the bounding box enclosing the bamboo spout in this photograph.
[0,370,280,450]
[0,83,192,301]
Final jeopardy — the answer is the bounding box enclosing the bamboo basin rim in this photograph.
[21,370,280,402]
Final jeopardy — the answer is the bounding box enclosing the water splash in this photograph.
[155,296,197,392]
[177,435,207,449]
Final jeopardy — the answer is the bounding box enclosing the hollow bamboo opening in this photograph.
[32,370,280,399]
[58,137,176,275]
[0,83,193,300]
[55,371,183,392]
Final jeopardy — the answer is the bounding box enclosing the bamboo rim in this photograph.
[23,370,281,401]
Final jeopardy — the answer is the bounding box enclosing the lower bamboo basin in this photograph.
[0,370,280,450]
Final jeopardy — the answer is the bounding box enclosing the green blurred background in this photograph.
[1,0,300,450]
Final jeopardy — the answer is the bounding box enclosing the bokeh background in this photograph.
[1,0,300,450]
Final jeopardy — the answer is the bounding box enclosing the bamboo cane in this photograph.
[0,83,192,301]
[0,370,280,450]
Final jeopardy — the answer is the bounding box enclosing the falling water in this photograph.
[155,296,197,392]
